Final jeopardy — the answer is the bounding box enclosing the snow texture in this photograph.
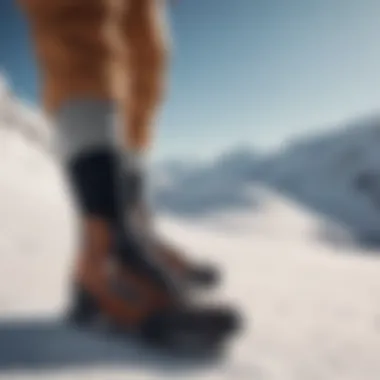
[0,76,380,379]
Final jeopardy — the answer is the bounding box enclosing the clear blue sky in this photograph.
[2,0,380,160]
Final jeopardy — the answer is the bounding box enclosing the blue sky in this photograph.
[2,0,380,160]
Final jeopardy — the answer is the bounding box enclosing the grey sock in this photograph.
[53,98,117,163]
[52,97,153,213]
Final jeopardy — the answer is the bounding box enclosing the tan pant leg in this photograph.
[117,0,170,152]
[18,0,112,113]
[113,1,193,273]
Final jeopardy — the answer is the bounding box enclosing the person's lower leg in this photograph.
[118,0,219,286]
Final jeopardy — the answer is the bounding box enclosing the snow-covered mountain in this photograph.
[155,115,380,245]
[1,77,380,379]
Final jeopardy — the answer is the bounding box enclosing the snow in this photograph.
[0,78,380,379]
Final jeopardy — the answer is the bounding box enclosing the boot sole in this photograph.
[141,305,242,352]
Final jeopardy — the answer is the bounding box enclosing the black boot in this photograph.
[65,149,183,322]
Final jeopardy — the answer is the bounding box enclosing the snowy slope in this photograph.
[0,79,380,379]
